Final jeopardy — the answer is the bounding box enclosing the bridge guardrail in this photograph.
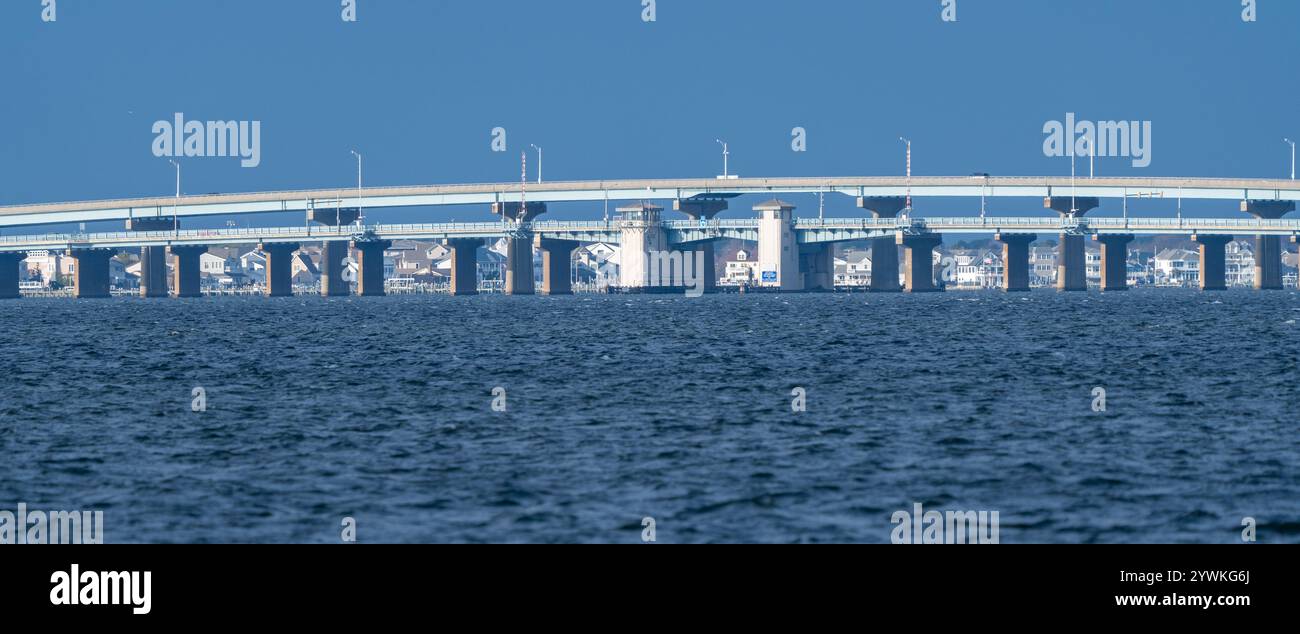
[5,216,1300,251]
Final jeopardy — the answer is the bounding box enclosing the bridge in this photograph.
[0,176,1296,299]
[1,176,1298,227]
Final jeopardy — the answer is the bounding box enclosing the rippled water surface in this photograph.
[2,290,1299,543]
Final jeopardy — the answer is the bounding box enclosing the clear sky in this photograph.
[1,0,1296,227]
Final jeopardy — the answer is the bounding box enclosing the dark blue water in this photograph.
[2,290,1299,543]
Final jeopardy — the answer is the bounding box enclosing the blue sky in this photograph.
[1,0,1296,227]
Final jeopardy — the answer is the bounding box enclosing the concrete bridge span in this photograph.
[1,197,1297,298]
[1,175,1298,228]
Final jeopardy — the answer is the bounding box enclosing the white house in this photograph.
[1154,248,1199,286]
[199,252,228,277]
[948,249,1002,289]
[838,252,871,286]
[577,242,620,287]
[723,249,760,285]
[1225,241,1255,287]
[1030,245,1057,287]
[1085,247,1101,285]
[238,251,267,286]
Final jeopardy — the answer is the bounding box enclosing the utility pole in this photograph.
[1286,138,1296,180]
[899,137,912,214]
[980,175,988,219]
[530,144,543,183]
[1069,139,1078,217]
[169,159,180,236]
[350,150,363,227]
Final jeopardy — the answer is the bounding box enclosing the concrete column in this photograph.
[995,233,1036,292]
[66,249,115,299]
[352,240,391,297]
[898,233,943,293]
[1255,236,1283,290]
[536,237,580,296]
[675,199,728,294]
[857,196,906,292]
[320,241,351,297]
[170,246,206,298]
[139,246,169,298]
[1192,234,1232,291]
[259,242,300,297]
[1094,234,1134,292]
[1045,196,1098,292]
[502,236,535,295]
[0,252,25,299]
[493,202,546,296]
[445,239,481,296]
[799,244,835,291]
[1056,234,1087,291]
[127,217,178,298]
[1243,200,1295,290]
[755,199,802,291]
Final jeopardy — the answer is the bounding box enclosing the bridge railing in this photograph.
[1086,217,1300,230]
[663,220,761,229]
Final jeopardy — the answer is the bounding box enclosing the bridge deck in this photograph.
[0,176,1297,227]
[1,217,1297,253]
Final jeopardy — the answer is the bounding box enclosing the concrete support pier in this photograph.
[1256,236,1283,290]
[320,241,351,297]
[352,240,392,297]
[139,246,169,298]
[1045,196,1098,291]
[857,196,907,292]
[675,199,728,293]
[493,202,547,296]
[259,243,299,297]
[127,217,177,298]
[445,239,481,296]
[799,244,835,291]
[503,237,535,295]
[898,233,943,293]
[1094,234,1134,292]
[66,248,115,299]
[995,233,1036,292]
[170,246,206,298]
[1192,234,1233,291]
[536,237,580,296]
[0,252,25,299]
[1243,201,1296,290]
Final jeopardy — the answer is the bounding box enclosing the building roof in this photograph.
[1155,248,1198,261]
[753,199,795,211]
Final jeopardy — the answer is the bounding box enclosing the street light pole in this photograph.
[1069,139,1078,217]
[716,139,729,178]
[1286,138,1296,180]
[1088,130,1095,179]
[169,160,180,235]
[350,150,363,227]
[530,144,542,183]
[980,174,988,219]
